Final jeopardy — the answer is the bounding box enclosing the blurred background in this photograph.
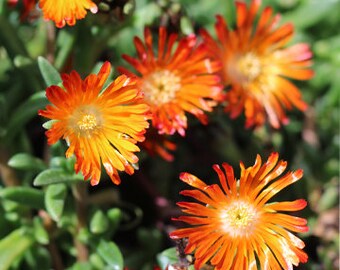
[0,0,339,269]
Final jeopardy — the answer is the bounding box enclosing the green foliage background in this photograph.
[0,0,339,269]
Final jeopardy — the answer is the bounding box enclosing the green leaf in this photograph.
[89,253,105,270]
[97,239,124,270]
[33,168,83,186]
[42,119,58,130]
[77,228,91,244]
[14,55,33,68]
[45,183,67,222]
[318,185,339,212]
[70,262,93,270]
[137,228,162,254]
[5,91,48,143]
[156,247,179,270]
[37,56,62,86]
[49,156,68,169]
[24,246,51,270]
[107,208,122,234]
[55,30,76,70]
[33,217,49,245]
[0,228,34,270]
[8,153,47,172]
[180,16,194,35]
[282,0,339,29]
[107,208,122,222]
[135,2,162,26]
[0,187,44,209]
[90,210,109,235]
[0,16,28,60]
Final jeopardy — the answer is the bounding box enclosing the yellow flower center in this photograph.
[142,70,181,105]
[228,53,262,85]
[77,114,97,130]
[220,200,259,238]
[69,105,103,137]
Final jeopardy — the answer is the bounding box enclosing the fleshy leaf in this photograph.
[0,187,44,209]
[33,168,83,186]
[90,210,109,235]
[156,247,180,270]
[33,217,49,245]
[5,91,48,143]
[8,153,47,172]
[0,228,34,270]
[44,183,67,222]
[54,30,76,70]
[282,0,338,29]
[107,208,122,234]
[97,239,124,270]
[37,56,62,86]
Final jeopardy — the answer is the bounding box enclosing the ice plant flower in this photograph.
[39,62,150,185]
[39,0,98,28]
[140,128,177,162]
[119,27,222,136]
[201,0,314,128]
[170,152,308,269]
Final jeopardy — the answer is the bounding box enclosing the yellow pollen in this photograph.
[69,105,103,137]
[228,53,262,85]
[220,200,258,238]
[142,70,181,104]
[77,114,97,130]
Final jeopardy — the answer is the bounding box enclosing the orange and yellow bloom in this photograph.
[39,62,150,185]
[39,0,98,28]
[140,128,177,162]
[201,0,314,128]
[119,27,222,136]
[170,152,308,269]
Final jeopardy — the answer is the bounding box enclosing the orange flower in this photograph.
[39,0,98,28]
[39,62,150,185]
[140,128,177,162]
[201,0,314,128]
[119,27,222,136]
[170,152,308,269]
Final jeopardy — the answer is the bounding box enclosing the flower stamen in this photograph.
[228,53,262,85]
[221,200,259,238]
[142,70,181,104]
[69,105,103,137]
[77,114,97,130]
[237,53,262,81]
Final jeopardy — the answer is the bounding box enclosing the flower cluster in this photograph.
[36,0,311,268]
[40,0,313,183]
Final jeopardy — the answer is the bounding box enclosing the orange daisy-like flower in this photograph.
[119,27,222,136]
[170,152,308,269]
[39,0,98,28]
[140,128,177,162]
[39,62,150,186]
[201,0,314,128]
